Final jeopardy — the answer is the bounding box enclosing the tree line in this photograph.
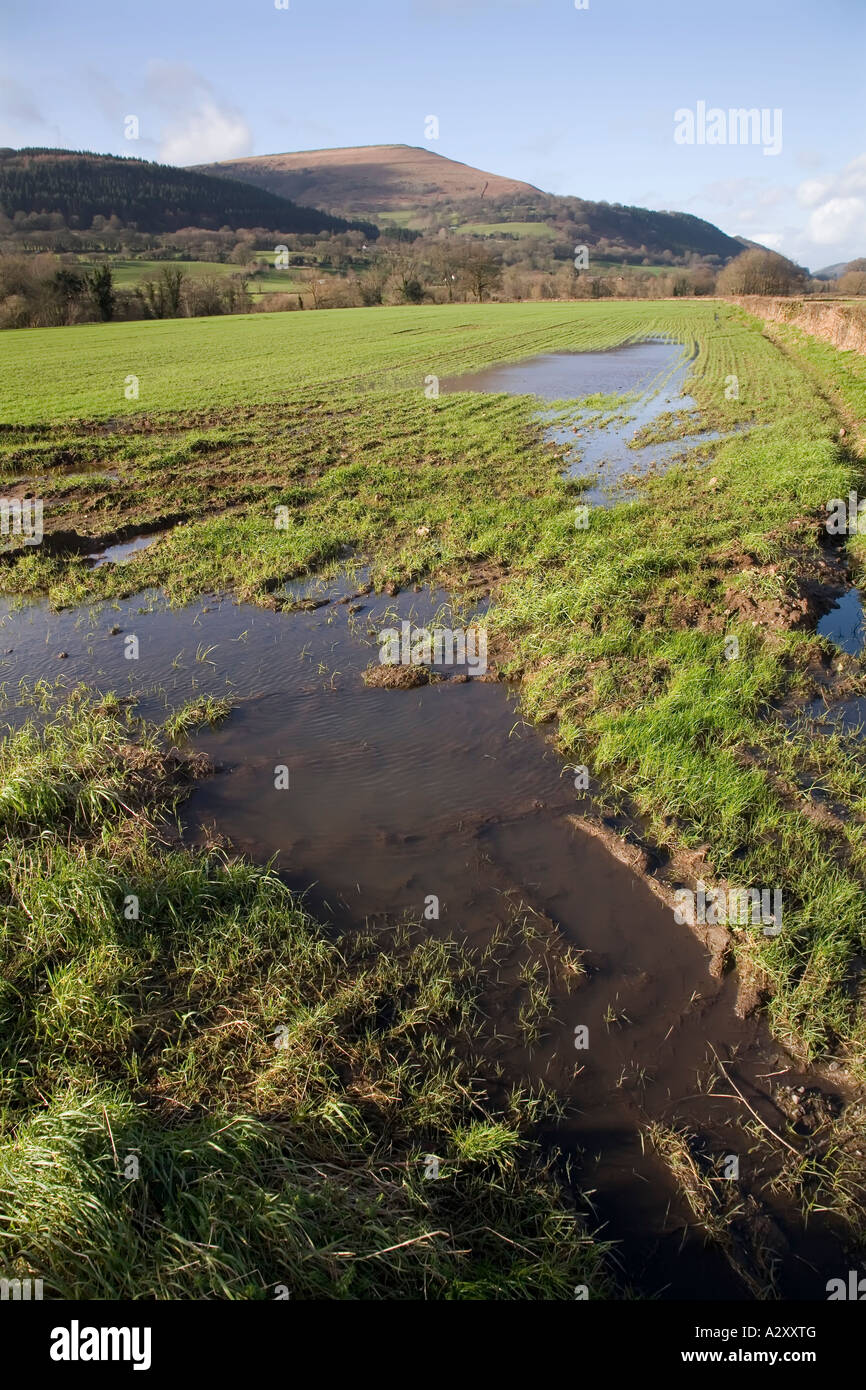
[1,242,858,330]
[0,149,377,237]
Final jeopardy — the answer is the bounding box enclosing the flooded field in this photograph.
[0,571,850,1298]
[443,337,736,505]
[3,301,865,1306]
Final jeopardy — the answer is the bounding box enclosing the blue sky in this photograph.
[2,0,864,268]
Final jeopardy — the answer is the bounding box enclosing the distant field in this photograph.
[0,299,713,423]
[75,257,304,299]
[372,209,419,228]
[77,258,223,284]
[458,221,555,238]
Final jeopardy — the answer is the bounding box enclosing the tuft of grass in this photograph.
[164,695,233,741]
[0,686,612,1300]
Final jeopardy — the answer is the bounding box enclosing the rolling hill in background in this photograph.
[0,149,378,236]
[196,143,749,262]
[814,262,850,280]
[194,144,541,212]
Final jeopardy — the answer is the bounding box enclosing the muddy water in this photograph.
[0,575,846,1299]
[818,587,865,654]
[86,532,166,568]
[442,338,739,506]
[440,339,685,400]
[807,694,866,734]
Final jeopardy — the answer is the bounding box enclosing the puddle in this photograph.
[440,339,685,400]
[1,456,120,484]
[818,588,865,654]
[442,338,740,506]
[804,695,866,736]
[86,532,166,568]
[0,575,848,1298]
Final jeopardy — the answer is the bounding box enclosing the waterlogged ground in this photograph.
[2,300,866,1300]
[0,575,853,1297]
[442,337,738,506]
[817,586,865,656]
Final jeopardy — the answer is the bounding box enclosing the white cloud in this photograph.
[796,178,831,208]
[807,196,866,246]
[795,153,866,253]
[159,99,250,166]
[137,63,251,167]
[750,231,784,249]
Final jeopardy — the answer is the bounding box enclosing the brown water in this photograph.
[0,573,848,1299]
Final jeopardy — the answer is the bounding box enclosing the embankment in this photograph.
[735,296,866,353]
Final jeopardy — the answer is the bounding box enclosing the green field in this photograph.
[2,298,866,1296]
[2,299,865,1058]
[74,256,306,300]
[0,300,712,421]
[458,221,556,238]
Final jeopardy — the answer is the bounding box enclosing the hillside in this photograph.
[813,260,866,281]
[813,262,848,281]
[0,148,377,236]
[196,143,747,263]
[194,144,540,214]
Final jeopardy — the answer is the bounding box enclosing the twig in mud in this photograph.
[708,1044,799,1155]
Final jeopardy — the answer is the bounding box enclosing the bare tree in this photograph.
[428,241,464,302]
[139,265,187,318]
[457,245,502,303]
[717,250,807,297]
[299,268,328,308]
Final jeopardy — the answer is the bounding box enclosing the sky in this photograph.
[2,0,864,270]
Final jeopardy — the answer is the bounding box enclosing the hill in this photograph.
[196,143,748,263]
[813,261,864,281]
[193,143,540,214]
[0,148,378,236]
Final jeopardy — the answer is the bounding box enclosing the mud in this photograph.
[0,572,855,1299]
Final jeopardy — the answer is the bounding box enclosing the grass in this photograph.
[0,300,708,422]
[74,256,305,300]
[2,297,866,1290]
[0,685,611,1299]
[163,694,233,741]
[457,221,556,238]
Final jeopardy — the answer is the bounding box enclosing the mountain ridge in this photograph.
[194,143,750,263]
